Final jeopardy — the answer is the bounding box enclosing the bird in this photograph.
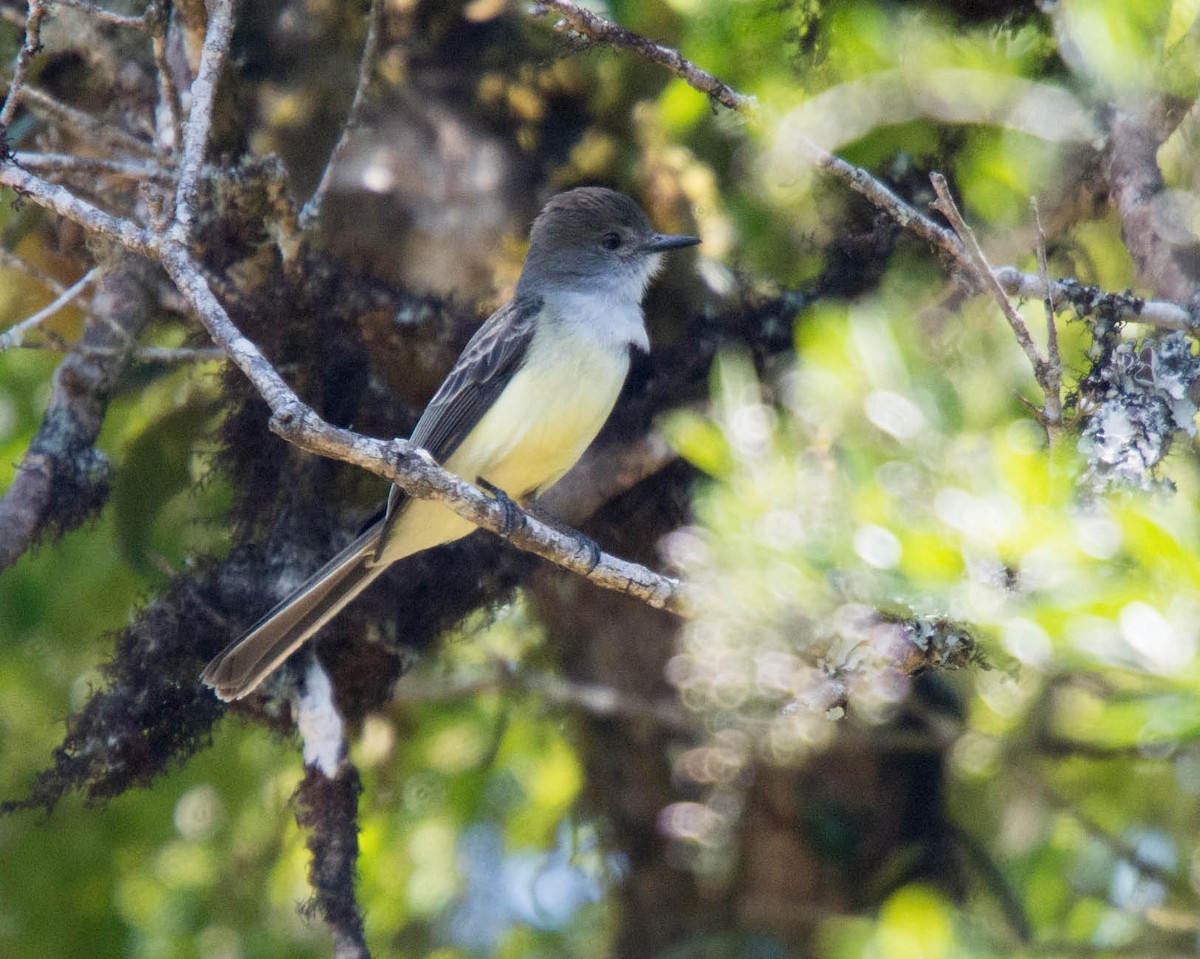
[201,186,700,701]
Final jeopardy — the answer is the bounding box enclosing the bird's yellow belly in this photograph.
[458,337,630,496]
[376,336,630,564]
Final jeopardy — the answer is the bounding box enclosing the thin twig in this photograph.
[299,0,383,229]
[804,140,964,264]
[0,0,50,127]
[0,81,158,157]
[172,0,239,235]
[147,2,184,152]
[12,339,225,363]
[528,0,754,113]
[0,161,159,254]
[0,267,100,350]
[13,151,175,183]
[0,245,66,294]
[930,174,1044,370]
[52,0,148,29]
[930,173,1063,432]
[1032,197,1063,428]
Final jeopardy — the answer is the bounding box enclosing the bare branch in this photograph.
[0,266,100,350]
[172,0,239,235]
[930,175,1044,369]
[528,0,754,113]
[52,0,148,29]
[394,663,697,732]
[1107,106,1200,305]
[0,255,156,572]
[299,0,383,229]
[0,0,50,128]
[803,141,965,263]
[930,173,1062,433]
[264,405,690,614]
[11,339,224,363]
[147,2,184,152]
[1032,198,1063,427]
[0,162,159,253]
[0,80,158,156]
[540,430,678,524]
[13,150,175,183]
[0,244,67,294]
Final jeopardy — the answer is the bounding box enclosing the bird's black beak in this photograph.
[641,233,701,253]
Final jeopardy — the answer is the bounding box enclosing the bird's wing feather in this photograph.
[383,296,542,527]
[410,296,542,461]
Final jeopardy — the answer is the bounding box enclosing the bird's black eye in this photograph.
[601,232,622,250]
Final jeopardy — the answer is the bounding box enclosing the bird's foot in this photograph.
[573,531,602,573]
[478,478,524,534]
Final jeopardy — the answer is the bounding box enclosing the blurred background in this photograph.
[4,0,1200,956]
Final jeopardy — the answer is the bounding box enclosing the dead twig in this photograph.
[13,151,175,183]
[147,2,184,152]
[172,0,238,235]
[299,0,383,229]
[930,173,1062,435]
[52,0,148,29]
[529,0,754,113]
[1032,197,1063,425]
[0,267,100,351]
[0,81,158,157]
[11,339,224,363]
[0,0,50,128]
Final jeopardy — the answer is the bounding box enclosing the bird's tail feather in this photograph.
[201,519,388,701]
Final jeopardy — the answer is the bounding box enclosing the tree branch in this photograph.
[930,173,1063,434]
[0,255,157,572]
[1107,106,1200,306]
[299,0,383,229]
[0,266,100,350]
[0,79,158,157]
[172,0,238,235]
[12,151,175,183]
[52,0,149,30]
[0,0,49,128]
[147,1,184,152]
[529,0,755,113]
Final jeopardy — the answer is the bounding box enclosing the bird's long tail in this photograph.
[201,518,389,701]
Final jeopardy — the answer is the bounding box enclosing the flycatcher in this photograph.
[201,187,700,700]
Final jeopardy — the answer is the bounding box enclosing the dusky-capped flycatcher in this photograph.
[201,187,699,700]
